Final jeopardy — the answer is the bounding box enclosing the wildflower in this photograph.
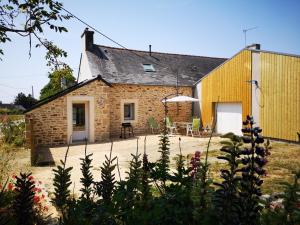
[254,167,266,175]
[8,183,14,191]
[241,157,250,165]
[255,146,265,157]
[195,151,201,158]
[28,176,34,181]
[34,196,40,203]
[39,181,42,184]
[254,156,268,167]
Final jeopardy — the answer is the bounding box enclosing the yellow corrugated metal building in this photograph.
[195,46,300,142]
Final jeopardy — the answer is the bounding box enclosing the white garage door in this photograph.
[216,103,242,135]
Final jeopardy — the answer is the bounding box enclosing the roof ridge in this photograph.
[96,44,227,60]
[249,49,300,58]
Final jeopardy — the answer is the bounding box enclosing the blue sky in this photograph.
[1,0,299,103]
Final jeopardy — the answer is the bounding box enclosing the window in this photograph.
[124,103,135,120]
[72,104,85,131]
[143,64,155,72]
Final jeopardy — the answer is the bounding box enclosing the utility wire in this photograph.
[0,83,29,90]
[59,5,167,68]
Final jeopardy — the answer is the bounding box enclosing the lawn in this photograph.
[200,139,300,194]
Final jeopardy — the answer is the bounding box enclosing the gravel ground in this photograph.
[27,135,222,194]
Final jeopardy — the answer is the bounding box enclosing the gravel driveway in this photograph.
[30,135,222,194]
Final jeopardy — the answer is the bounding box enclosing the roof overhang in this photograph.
[25,75,111,113]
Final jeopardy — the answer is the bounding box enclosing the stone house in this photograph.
[24,29,225,147]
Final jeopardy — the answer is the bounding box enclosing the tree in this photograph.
[14,92,37,109]
[0,0,71,69]
[40,67,75,99]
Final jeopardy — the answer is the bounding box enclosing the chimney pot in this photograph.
[81,28,94,51]
[149,45,152,56]
[246,43,261,50]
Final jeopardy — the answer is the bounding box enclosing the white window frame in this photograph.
[121,99,138,123]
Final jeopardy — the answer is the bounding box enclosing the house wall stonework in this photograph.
[25,80,193,147]
[25,80,110,147]
[108,84,192,136]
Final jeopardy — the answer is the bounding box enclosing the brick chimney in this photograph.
[81,28,94,51]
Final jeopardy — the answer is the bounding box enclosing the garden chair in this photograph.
[187,118,201,137]
[148,117,160,134]
[165,116,177,135]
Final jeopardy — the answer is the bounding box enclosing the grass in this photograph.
[262,141,300,193]
[180,139,300,194]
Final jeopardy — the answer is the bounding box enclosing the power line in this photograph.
[59,5,166,68]
[0,83,29,90]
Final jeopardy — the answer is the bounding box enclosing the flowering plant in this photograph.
[1,174,49,215]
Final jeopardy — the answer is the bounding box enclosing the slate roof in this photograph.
[0,103,25,111]
[85,45,227,87]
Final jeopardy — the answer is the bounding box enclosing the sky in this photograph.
[0,0,300,103]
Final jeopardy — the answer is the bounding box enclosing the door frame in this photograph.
[67,96,95,143]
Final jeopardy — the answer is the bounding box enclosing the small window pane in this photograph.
[73,104,85,131]
[143,64,155,72]
[124,103,135,120]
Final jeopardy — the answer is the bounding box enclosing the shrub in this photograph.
[0,144,15,184]
[0,117,25,147]
[0,173,50,225]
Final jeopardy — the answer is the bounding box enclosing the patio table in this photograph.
[173,122,193,136]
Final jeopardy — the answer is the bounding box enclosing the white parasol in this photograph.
[162,95,198,103]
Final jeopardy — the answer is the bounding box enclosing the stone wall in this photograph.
[109,84,192,136]
[25,80,193,146]
[25,80,110,146]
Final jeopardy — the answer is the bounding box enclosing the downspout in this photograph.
[192,86,195,117]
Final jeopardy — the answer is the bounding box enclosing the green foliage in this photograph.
[40,67,76,99]
[141,138,151,202]
[238,115,269,225]
[0,118,25,146]
[261,170,300,225]
[0,0,71,67]
[213,133,243,225]
[0,144,15,184]
[0,108,23,115]
[13,93,37,109]
[96,143,117,205]
[281,170,300,224]
[80,140,94,201]
[12,173,35,225]
[52,144,73,215]
[151,132,170,188]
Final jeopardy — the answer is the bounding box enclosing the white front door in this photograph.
[216,103,242,135]
[72,103,89,141]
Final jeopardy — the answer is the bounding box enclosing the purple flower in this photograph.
[255,146,265,157]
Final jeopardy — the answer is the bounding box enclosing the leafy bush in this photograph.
[0,108,23,115]
[0,117,25,147]
[0,173,50,225]
[0,144,15,184]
